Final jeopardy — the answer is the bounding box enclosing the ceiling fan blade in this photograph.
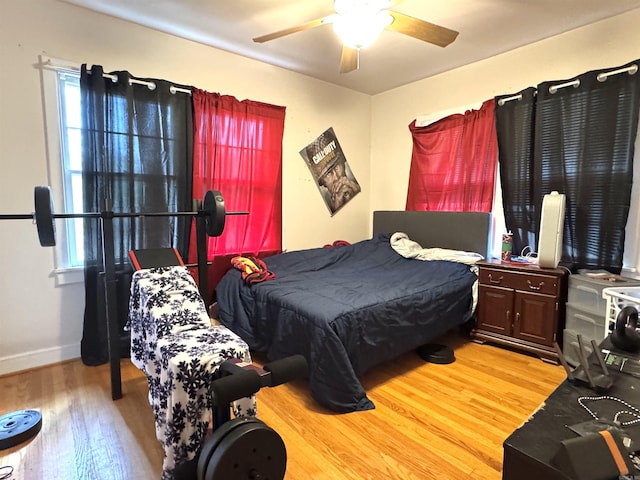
[253,17,330,43]
[386,11,458,47]
[339,46,359,73]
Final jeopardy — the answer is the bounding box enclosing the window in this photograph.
[495,63,640,275]
[40,56,85,283]
[190,90,284,263]
[406,100,497,213]
[57,71,84,266]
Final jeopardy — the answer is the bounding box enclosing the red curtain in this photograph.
[189,88,285,273]
[406,99,498,212]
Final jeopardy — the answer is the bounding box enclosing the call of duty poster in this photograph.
[299,127,361,216]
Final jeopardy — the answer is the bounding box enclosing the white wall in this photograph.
[0,0,371,374]
[370,7,640,269]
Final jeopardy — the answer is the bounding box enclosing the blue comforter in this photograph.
[216,234,477,413]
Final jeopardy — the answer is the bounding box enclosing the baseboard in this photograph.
[0,343,80,376]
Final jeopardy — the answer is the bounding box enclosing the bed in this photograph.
[215,211,491,413]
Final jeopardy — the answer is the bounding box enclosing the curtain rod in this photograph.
[498,62,638,104]
[41,59,191,95]
[497,94,522,106]
[549,79,580,94]
[597,63,638,82]
[97,72,191,94]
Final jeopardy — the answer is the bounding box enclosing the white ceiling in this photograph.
[62,0,640,95]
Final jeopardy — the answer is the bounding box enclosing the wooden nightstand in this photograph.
[472,259,568,364]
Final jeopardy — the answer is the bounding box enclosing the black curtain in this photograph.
[534,60,640,272]
[495,87,537,255]
[80,64,194,365]
[496,59,640,272]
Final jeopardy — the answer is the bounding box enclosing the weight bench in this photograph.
[127,256,257,480]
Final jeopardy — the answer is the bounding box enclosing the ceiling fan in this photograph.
[253,0,459,74]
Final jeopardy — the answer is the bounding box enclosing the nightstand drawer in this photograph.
[478,268,520,287]
[479,268,559,296]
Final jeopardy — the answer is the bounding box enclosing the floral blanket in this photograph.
[128,266,256,479]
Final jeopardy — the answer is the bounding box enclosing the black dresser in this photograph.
[503,339,640,479]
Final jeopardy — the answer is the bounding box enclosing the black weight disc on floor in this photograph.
[416,343,455,364]
[0,409,42,450]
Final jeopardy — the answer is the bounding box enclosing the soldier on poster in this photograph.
[299,127,361,215]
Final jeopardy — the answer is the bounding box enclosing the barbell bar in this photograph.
[0,185,248,401]
[0,186,247,247]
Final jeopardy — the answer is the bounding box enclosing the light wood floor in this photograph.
[0,334,565,480]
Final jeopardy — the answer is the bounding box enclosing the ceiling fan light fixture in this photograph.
[332,9,392,49]
[253,0,459,73]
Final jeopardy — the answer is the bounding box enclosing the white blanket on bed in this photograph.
[390,232,485,264]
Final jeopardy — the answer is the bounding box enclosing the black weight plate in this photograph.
[197,417,263,480]
[204,421,286,480]
[203,190,226,237]
[34,186,56,247]
[416,343,455,364]
[0,409,42,450]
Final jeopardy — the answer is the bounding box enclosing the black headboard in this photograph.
[372,211,492,258]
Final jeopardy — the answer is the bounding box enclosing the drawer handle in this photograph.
[527,280,545,291]
[488,274,504,285]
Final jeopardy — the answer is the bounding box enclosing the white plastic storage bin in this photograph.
[565,302,605,341]
[602,286,640,337]
[568,274,640,315]
[563,329,594,368]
